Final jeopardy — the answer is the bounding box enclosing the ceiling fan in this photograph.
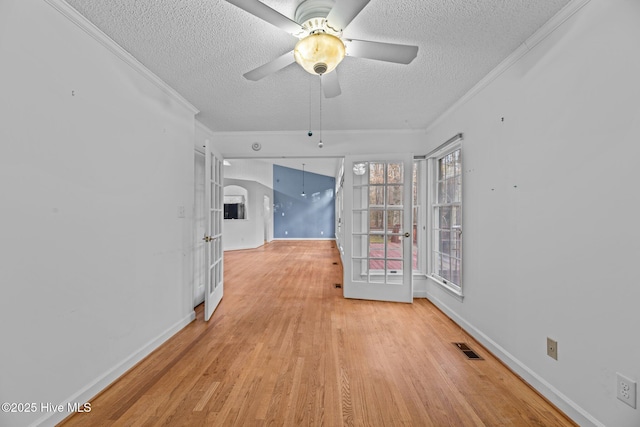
[226,0,419,98]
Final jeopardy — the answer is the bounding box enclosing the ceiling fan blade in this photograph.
[344,39,418,64]
[243,50,295,81]
[325,0,370,31]
[226,0,303,35]
[321,71,341,98]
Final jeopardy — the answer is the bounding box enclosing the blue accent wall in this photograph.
[273,165,335,239]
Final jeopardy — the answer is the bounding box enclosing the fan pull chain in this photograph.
[318,76,323,148]
[308,77,313,137]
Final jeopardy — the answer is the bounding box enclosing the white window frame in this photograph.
[412,160,427,275]
[427,137,463,299]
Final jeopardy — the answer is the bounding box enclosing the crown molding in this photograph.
[425,0,592,134]
[45,0,199,115]
[195,119,216,136]
[210,128,427,138]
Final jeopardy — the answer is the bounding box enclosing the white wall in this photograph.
[0,1,197,426]
[223,179,273,250]
[223,158,273,188]
[424,1,640,426]
[222,159,274,250]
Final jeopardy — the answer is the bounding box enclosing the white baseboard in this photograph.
[426,292,604,427]
[33,311,196,427]
[272,238,336,241]
[412,289,428,298]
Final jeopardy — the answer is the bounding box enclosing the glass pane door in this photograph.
[204,139,224,321]
[344,154,413,303]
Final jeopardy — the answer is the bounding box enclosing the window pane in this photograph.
[412,163,418,205]
[440,252,451,281]
[214,263,221,290]
[454,175,462,202]
[453,150,461,176]
[214,211,221,235]
[446,177,456,203]
[439,206,452,229]
[438,181,447,204]
[413,206,419,270]
[452,206,461,228]
[369,162,385,184]
[451,231,462,254]
[369,186,384,206]
[433,251,442,278]
[386,234,402,259]
[445,154,453,179]
[387,260,402,273]
[369,235,384,259]
[439,230,451,254]
[451,258,461,285]
[387,185,403,206]
[387,162,403,184]
[387,209,403,232]
[369,210,384,233]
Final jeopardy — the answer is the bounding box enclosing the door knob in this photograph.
[404,232,410,238]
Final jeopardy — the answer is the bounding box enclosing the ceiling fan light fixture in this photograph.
[294,33,345,75]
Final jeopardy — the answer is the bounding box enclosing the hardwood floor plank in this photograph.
[194,381,220,412]
[60,241,575,427]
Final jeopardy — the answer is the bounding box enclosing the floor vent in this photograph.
[334,284,342,289]
[453,342,483,360]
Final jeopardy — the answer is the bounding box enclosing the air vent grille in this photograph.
[453,342,483,360]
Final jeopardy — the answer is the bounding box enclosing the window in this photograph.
[224,200,245,219]
[224,185,248,220]
[412,160,423,273]
[430,146,462,293]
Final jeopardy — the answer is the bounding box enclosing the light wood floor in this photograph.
[61,241,575,426]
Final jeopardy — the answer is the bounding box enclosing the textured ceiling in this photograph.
[63,0,571,133]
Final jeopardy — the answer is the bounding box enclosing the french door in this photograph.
[204,139,224,321]
[343,153,414,303]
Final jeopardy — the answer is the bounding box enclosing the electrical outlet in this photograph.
[617,373,637,409]
[547,337,558,360]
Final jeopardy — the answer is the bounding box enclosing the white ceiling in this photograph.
[64,0,571,135]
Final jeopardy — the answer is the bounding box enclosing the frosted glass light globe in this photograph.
[294,33,345,75]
